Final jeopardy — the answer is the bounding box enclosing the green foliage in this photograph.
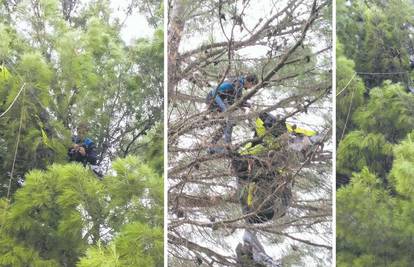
[0,156,163,266]
[336,42,366,142]
[337,1,414,263]
[18,52,52,93]
[104,156,164,229]
[0,23,12,59]
[135,123,164,175]
[0,0,163,198]
[0,1,163,265]
[336,83,414,264]
[134,0,164,28]
[78,222,163,267]
[3,164,102,266]
[337,131,393,179]
[337,0,414,87]
[0,235,59,267]
[337,168,394,266]
[337,166,414,266]
[353,82,414,143]
[389,131,414,196]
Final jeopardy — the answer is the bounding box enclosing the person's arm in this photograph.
[68,144,80,160]
[214,94,227,111]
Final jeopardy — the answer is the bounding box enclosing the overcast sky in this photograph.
[109,0,154,44]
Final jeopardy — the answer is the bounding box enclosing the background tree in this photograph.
[0,157,163,266]
[168,0,332,265]
[337,133,414,266]
[336,41,365,144]
[337,0,414,87]
[337,0,414,265]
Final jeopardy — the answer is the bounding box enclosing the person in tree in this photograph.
[232,112,290,266]
[233,112,322,266]
[68,122,101,177]
[206,74,258,153]
[234,112,292,223]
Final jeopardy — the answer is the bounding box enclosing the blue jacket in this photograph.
[68,136,98,165]
[209,77,245,111]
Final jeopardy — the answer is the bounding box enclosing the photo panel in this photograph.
[0,0,164,266]
[168,0,333,266]
[336,0,414,266]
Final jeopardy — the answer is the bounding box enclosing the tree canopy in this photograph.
[337,0,414,265]
[0,157,163,266]
[337,0,414,87]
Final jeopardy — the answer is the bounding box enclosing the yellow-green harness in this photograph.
[240,118,316,156]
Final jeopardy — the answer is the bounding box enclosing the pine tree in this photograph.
[0,157,163,266]
[336,41,365,144]
[337,132,414,266]
[337,0,414,87]
[337,0,414,265]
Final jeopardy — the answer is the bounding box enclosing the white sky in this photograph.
[13,0,155,45]
[109,0,155,44]
[181,0,282,53]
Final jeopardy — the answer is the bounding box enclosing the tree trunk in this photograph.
[168,0,186,102]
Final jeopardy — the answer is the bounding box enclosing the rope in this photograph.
[6,85,25,200]
[336,73,356,97]
[0,83,26,119]
[357,71,408,75]
[337,70,412,96]
[340,83,356,141]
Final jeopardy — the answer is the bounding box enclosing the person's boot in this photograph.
[236,243,259,266]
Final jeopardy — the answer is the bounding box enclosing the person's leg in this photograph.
[208,122,232,154]
[223,118,234,144]
[210,96,229,145]
[208,100,231,153]
[243,229,282,267]
[214,95,227,112]
[210,121,225,145]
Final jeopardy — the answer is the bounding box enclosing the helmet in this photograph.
[259,112,277,129]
